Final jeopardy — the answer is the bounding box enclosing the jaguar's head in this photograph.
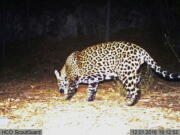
[54,67,69,94]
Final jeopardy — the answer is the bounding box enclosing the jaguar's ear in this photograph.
[54,69,61,80]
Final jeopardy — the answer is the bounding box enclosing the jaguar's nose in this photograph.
[59,89,64,94]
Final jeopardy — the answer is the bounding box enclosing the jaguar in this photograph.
[54,41,180,106]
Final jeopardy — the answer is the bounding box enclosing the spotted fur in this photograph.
[54,41,180,106]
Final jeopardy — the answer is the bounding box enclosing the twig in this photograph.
[164,33,180,63]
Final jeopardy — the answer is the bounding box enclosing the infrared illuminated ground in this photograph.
[0,78,180,135]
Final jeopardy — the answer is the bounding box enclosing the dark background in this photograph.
[0,0,180,81]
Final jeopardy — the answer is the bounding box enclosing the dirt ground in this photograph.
[0,76,179,135]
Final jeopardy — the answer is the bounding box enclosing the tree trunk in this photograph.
[105,0,111,42]
[1,0,7,62]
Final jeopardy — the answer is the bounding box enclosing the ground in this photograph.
[0,76,179,135]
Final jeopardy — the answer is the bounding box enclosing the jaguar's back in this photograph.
[77,41,145,78]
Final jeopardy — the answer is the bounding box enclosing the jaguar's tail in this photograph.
[144,52,180,80]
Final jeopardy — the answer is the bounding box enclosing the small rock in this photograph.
[0,102,4,106]
[0,116,10,127]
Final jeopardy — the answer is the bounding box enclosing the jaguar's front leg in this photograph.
[87,83,99,101]
[66,88,77,100]
[66,81,79,100]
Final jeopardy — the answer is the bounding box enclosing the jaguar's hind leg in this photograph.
[122,74,141,106]
[125,86,141,106]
